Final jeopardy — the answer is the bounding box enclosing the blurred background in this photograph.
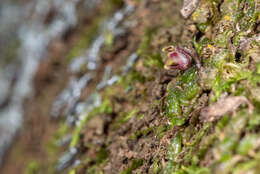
[0,0,127,173]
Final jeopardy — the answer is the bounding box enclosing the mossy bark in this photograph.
[65,0,260,173]
[18,0,260,174]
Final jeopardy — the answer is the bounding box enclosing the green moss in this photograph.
[193,36,211,56]
[167,133,182,161]
[163,133,183,173]
[137,28,156,56]
[143,53,164,69]
[104,30,114,47]
[97,97,113,114]
[197,133,216,159]
[212,66,252,100]
[130,126,154,140]
[197,22,209,33]
[204,112,249,171]
[175,166,211,174]
[96,148,109,164]
[45,123,70,162]
[69,169,76,174]
[236,134,258,155]
[166,67,200,126]
[152,159,160,174]
[25,161,41,174]
[120,159,143,174]
[182,124,212,165]
[162,123,213,174]
[163,161,177,174]
[233,160,258,174]
[199,45,254,100]
[113,109,139,128]
[214,30,233,47]
[248,112,260,130]
[237,0,258,31]
[87,166,104,174]
[117,70,146,89]
[155,125,168,139]
[162,0,259,173]
[257,64,260,74]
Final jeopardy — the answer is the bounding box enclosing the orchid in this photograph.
[162,45,201,70]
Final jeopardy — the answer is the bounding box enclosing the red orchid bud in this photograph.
[162,46,192,70]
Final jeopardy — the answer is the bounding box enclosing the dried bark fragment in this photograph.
[180,0,200,19]
[200,96,254,122]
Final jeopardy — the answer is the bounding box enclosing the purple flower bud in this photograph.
[162,46,192,70]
